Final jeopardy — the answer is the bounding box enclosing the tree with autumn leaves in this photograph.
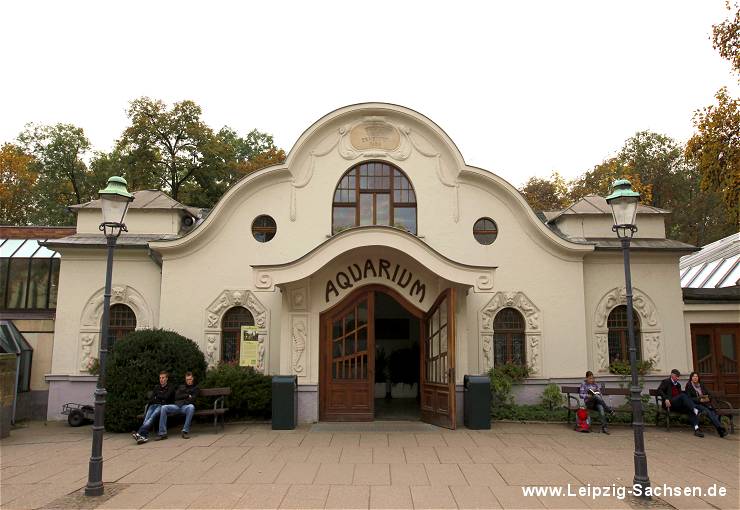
[0,97,286,225]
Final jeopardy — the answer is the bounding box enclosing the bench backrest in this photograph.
[561,385,629,396]
[200,387,231,397]
[649,389,660,396]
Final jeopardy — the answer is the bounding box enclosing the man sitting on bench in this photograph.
[160,372,199,439]
[579,370,614,434]
[657,369,704,437]
[132,370,175,444]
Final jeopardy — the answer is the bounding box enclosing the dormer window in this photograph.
[332,162,417,235]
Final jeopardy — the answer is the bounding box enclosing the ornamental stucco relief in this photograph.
[479,291,542,375]
[203,290,269,371]
[291,117,460,222]
[592,286,663,373]
[78,285,153,374]
[291,315,307,375]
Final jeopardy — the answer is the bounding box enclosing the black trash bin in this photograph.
[272,375,297,430]
[463,374,491,430]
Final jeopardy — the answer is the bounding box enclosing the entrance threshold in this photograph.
[310,421,439,432]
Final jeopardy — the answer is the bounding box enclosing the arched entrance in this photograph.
[319,284,456,428]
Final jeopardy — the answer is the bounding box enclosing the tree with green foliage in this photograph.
[17,123,94,225]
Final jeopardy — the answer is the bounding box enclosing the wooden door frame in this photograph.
[420,288,456,429]
[319,284,424,422]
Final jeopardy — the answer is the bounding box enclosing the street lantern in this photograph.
[606,178,651,495]
[85,176,133,497]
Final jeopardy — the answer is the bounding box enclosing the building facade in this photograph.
[42,103,703,427]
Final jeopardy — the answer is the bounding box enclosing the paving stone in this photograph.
[203,446,251,463]
[441,432,477,448]
[118,461,179,484]
[390,463,429,486]
[372,447,405,464]
[233,484,289,509]
[274,462,320,484]
[415,433,446,446]
[306,447,342,463]
[465,446,506,464]
[325,485,370,509]
[279,484,329,509]
[143,483,211,508]
[369,485,413,509]
[386,433,418,448]
[403,446,439,463]
[329,433,360,448]
[410,485,458,509]
[359,433,389,448]
[494,463,578,486]
[489,485,546,509]
[237,461,287,484]
[435,446,473,463]
[314,463,355,485]
[95,483,169,509]
[187,483,249,509]
[353,463,390,485]
[459,463,507,487]
[425,463,468,486]
[340,447,373,464]
[450,485,502,509]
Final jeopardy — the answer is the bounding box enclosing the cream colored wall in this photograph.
[76,209,184,235]
[12,319,54,391]
[49,248,162,375]
[556,214,666,239]
[583,251,687,377]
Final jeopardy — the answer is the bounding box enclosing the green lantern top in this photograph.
[605,179,640,203]
[99,176,134,200]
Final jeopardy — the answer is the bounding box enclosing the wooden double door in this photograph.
[691,323,740,406]
[320,285,456,428]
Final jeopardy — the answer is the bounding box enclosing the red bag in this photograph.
[575,407,591,433]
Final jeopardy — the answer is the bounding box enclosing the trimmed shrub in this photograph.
[105,329,207,432]
[540,383,564,410]
[202,363,272,419]
[488,362,531,414]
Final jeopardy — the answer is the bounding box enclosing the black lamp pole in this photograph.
[85,176,133,497]
[618,230,651,494]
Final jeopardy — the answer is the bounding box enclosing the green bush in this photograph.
[540,383,564,410]
[608,358,655,375]
[105,329,207,432]
[202,363,272,419]
[488,363,531,413]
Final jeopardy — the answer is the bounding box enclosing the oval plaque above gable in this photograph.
[350,121,400,151]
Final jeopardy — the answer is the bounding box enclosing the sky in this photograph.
[1,1,737,188]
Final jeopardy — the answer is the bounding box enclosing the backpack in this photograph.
[575,407,591,433]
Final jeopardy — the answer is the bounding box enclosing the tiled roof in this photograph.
[680,232,740,288]
[70,189,201,218]
[544,195,669,224]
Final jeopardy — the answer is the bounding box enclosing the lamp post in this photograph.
[605,179,650,494]
[85,176,134,497]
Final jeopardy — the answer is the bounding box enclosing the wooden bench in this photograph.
[138,387,231,432]
[561,385,632,428]
[649,389,735,434]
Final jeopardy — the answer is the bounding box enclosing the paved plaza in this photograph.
[0,421,738,509]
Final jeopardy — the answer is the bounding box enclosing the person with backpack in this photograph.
[579,371,614,434]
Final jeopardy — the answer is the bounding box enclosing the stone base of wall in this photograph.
[297,384,318,423]
[45,375,98,420]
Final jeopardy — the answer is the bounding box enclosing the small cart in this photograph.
[61,403,94,427]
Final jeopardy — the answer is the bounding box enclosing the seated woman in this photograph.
[685,371,727,438]
[579,371,614,434]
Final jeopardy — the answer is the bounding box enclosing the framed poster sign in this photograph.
[240,326,259,367]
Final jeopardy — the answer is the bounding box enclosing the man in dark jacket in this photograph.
[132,370,175,444]
[160,372,199,439]
[657,369,703,437]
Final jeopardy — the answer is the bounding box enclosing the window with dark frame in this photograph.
[252,215,277,242]
[492,307,526,366]
[607,305,641,363]
[221,306,255,363]
[107,304,136,349]
[332,162,417,235]
[1,256,61,311]
[473,218,498,245]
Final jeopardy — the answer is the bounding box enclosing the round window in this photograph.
[473,218,498,245]
[252,215,276,242]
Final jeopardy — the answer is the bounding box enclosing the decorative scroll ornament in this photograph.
[291,117,460,222]
[644,334,662,367]
[595,334,608,371]
[481,334,493,371]
[203,290,270,372]
[594,287,658,329]
[79,334,96,372]
[291,318,307,374]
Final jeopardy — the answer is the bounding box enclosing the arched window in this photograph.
[332,162,417,235]
[493,308,526,366]
[607,305,641,363]
[107,304,136,348]
[221,306,255,363]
